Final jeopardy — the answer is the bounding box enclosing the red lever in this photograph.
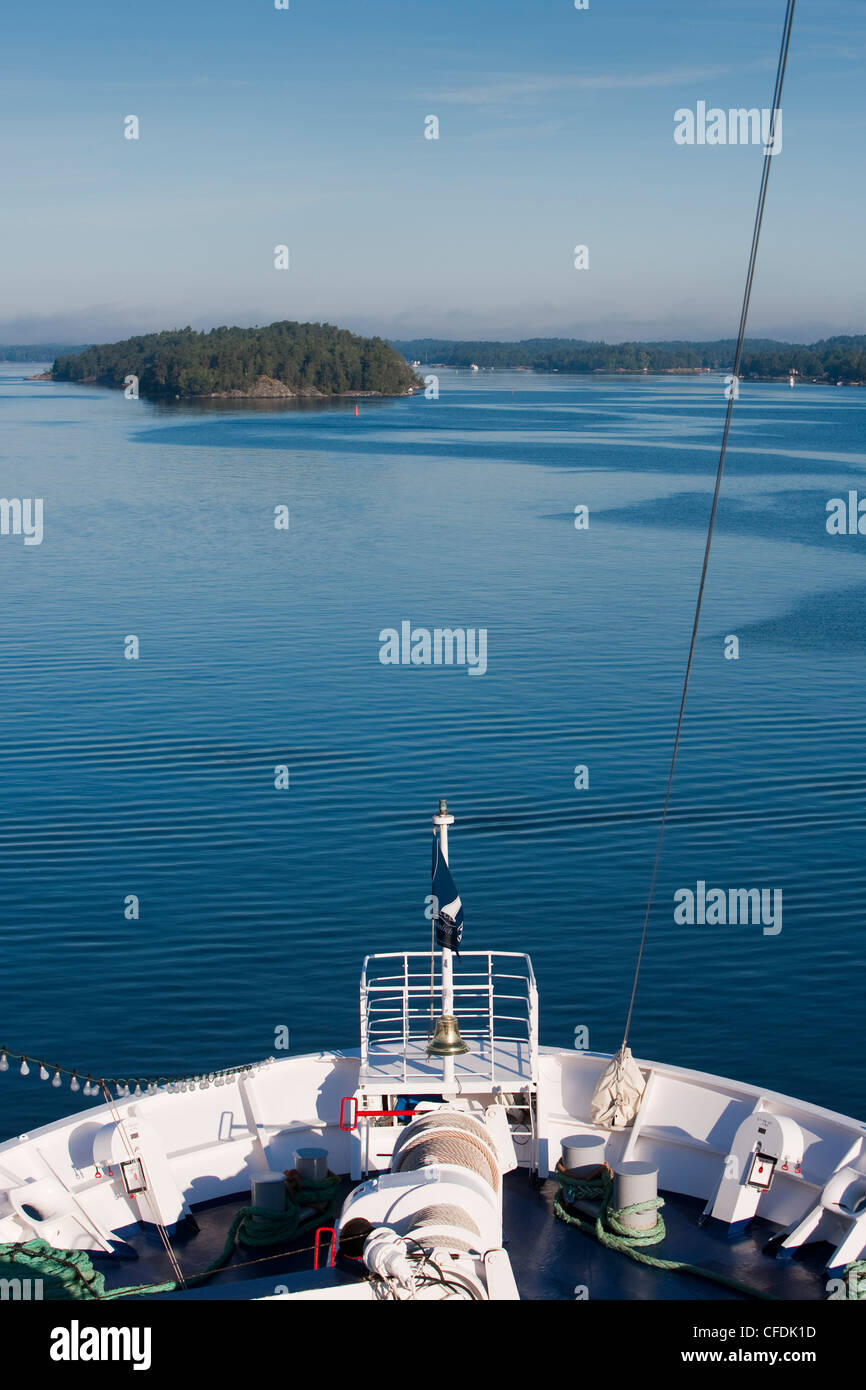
[339,1096,416,1131]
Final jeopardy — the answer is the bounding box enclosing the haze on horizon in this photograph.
[2,0,863,348]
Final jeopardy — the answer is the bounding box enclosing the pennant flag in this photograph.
[431,833,463,954]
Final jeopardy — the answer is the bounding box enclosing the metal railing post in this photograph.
[402,954,409,1085]
[487,952,495,1084]
[528,977,539,1078]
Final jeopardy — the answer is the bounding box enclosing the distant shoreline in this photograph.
[416,364,863,386]
[25,365,862,389]
[394,334,866,386]
[7,326,866,390]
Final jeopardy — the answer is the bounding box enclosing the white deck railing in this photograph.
[359,951,538,1087]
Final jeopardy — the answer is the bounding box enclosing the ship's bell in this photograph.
[426,1014,470,1057]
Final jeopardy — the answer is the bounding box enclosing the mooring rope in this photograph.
[552,1167,780,1300]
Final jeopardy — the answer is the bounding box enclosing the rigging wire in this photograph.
[622,0,797,1048]
[99,1079,187,1288]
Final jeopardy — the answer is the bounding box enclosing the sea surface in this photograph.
[1,363,864,1138]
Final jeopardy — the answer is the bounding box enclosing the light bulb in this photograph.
[20,1059,30,1077]
[52,1070,62,1088]
[70,1075,80,1091]
[0,1052,8,1072]
[40,1065,50,1081]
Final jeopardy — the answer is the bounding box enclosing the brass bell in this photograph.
[426,1014,470,1057]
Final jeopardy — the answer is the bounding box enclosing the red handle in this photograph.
[313,1226,336,1270]
[339,1096,416,1131]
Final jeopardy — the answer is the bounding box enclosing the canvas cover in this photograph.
[589,1045,646,1128]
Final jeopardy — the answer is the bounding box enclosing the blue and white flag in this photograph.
[432,834,463,954]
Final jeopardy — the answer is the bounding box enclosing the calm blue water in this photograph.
[1,364,864,1137]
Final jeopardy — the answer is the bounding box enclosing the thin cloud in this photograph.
[426,61,774,106]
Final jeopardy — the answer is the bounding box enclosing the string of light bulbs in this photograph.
[0,1043,273,1099]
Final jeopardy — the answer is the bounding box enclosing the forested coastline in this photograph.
[51,322,422,399]
[17,328,866,389]
[391,335,866,383]
[0,343,90,362]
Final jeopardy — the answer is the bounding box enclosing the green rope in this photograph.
[0,1239,110,1300]
[552,1168,665,1248]
[552,1167,780,1301]
[0,1172,341,1301]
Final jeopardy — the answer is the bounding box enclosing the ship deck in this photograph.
[359,1037,534,1091]
[99,1170,831,1302]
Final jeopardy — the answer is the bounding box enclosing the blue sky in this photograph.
[2,0,863,344]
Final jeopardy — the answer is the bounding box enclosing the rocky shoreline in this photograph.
[207,376,415,399]
[30,371,418,399]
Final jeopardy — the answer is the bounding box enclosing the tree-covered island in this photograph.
[51,321,422,400]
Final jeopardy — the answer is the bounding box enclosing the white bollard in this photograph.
[561,1135,607,1176]
[612,1161,658,1232]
